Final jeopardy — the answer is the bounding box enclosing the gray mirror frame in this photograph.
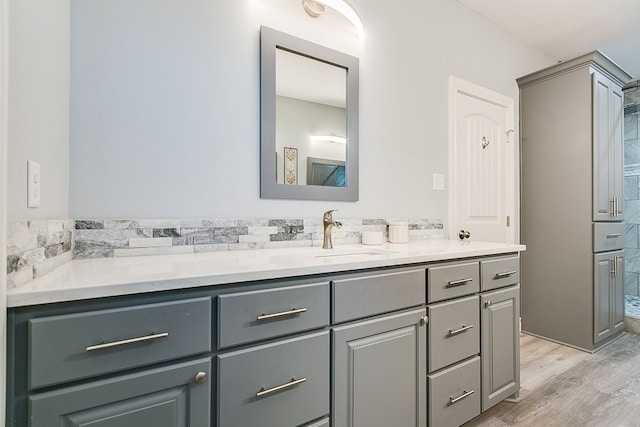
[260,26,359,201]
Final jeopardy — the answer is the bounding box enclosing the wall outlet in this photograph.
[27,160,41,208]
[433,173,445,191]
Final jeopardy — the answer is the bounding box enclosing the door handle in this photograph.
[458,230,471,240]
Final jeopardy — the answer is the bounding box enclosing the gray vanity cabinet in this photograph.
[480,284,520,411]
[594,251,625,343]
[7,252,524,427]
[426,256,520,426]
[332,307,427,427]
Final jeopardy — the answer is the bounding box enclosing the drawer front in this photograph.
[480,255,520,291]
[428,357,481,427]
[29,357,211,427]
[428,296,479,372]
[333,269,426,323]
[427,262,479,303]
[28,297,211,390]
[593,222,625,253]
[217,331,329,427]
[218,282,329,349]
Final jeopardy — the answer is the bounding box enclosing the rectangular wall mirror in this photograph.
[260,26,359,201]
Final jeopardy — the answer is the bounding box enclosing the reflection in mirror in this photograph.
[275,48,346,187]
[260,26,359,201]
[307,157,346,187]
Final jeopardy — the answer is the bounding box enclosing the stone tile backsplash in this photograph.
[7,220,74,288]
[73,217,445,259]
[6,217,445,288]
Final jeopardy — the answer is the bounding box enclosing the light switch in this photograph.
[433,173,445,191]
[27,160,41,208]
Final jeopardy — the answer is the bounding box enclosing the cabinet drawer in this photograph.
[480,255,520,291]
[218,282,329,349]
[428,296,479,372]
[593,222,625,253]
[427,261,479,303]
[332,268,426,323]
[28,297,211,390]
[428,356,481,427]
[217,331,329,427]
[29,357,211,427]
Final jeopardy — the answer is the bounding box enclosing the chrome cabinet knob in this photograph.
[194,371,208,385]
[459,230,471,240]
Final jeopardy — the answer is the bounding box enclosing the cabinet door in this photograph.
[29,358,211,427]
[332,308,427,427]
[593,71,624,221]
[217,331,329,427]
[480,285,520,412]
[594,251,625,343]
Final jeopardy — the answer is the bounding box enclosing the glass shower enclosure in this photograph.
[624,81,640,319]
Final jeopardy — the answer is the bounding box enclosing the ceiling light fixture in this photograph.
[302,0,364,37]
[302,0,325,18]
[311,135,347,144]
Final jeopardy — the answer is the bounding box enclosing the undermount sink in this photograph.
[313,248,395,259]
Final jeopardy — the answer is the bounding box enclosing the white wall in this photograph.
[8,0,69,220]
[1,0,8,418]
[14,0,554,222]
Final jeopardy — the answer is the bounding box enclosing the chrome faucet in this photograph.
[322,209,343,249]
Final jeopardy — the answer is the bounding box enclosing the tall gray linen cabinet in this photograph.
[518,51,633,351]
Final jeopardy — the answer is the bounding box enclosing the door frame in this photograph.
[0,0,8,420]
[448,76,517,243]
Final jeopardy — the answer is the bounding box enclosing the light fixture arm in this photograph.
[303,0,364,37]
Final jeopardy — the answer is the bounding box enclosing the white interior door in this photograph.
[449,77,515,243]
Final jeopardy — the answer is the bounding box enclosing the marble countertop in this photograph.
[7,240,525,307]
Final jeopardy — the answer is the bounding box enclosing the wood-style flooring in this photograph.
[464,332,640,427]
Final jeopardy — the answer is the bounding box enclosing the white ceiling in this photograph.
[457,0,640,82]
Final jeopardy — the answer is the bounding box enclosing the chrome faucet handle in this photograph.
[323,209,338,221]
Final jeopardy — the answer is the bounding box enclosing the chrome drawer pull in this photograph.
[256,307,308,321]
[256,377,307,398]
[448,324,474,337]
[85,332,169,352]
[606,234,622,238]
[495,270,517,279]
[449,389,475,405]
[446,278,473,288]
